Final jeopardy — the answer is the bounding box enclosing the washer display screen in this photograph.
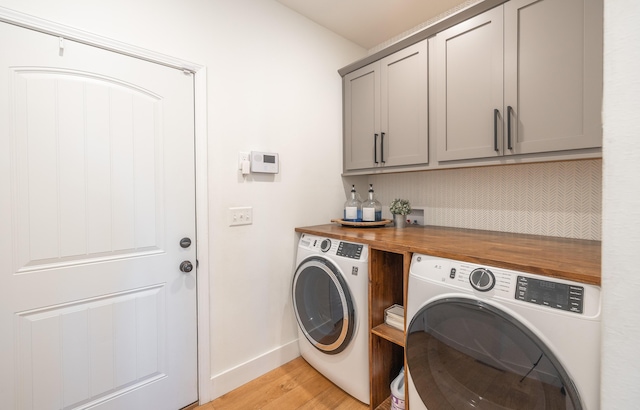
[336,242,363,259]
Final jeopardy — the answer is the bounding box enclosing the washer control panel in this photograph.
[299,234,369,262]
[336,241,364,260]
[516,276,584,314]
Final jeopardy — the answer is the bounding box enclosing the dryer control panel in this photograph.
[516,276,584,314]
[410,253,599,317]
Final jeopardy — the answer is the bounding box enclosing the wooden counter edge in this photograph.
[295,224,601,286]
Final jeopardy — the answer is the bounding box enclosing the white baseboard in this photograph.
[208,339,300,401]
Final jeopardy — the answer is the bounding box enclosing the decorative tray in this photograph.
[331,219,392,228]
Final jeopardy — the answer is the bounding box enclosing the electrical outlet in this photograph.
[238,152,250,170]
[229,206,253,226]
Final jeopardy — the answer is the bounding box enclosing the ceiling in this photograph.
[275,0,469,49]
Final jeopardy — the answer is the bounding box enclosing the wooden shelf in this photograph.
[372,323,405,347]
[374,396,392,410]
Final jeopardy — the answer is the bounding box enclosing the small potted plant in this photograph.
[389,198,411,228]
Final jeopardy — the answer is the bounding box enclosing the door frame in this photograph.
[0,7,212,405]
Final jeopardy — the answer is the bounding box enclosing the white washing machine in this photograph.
[292,233,369,404]
[406,254,601,410]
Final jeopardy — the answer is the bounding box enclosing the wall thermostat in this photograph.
[251,151,279,174]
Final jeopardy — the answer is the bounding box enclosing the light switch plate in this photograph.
[228,207,253,226]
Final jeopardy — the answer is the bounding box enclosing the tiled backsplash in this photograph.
[365,160,602,240]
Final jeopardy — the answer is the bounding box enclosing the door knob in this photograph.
[180,237,192,248]
[180,261,194,273]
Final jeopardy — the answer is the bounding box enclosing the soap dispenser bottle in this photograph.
[362,184,382,222]
[344,185,362,222]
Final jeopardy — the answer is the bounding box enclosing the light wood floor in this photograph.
[196,357,369,410]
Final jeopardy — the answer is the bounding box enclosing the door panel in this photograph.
[344,65,379,170]
[12,69,163,271]
[436,7,504,161]
[504,0,603,154]
[380,40,428,167]
[16,285,166,409]
[1,22,197,410]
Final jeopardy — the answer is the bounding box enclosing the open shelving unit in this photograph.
[369,249,411,409]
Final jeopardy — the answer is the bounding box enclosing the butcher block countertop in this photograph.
[295,224,601,286]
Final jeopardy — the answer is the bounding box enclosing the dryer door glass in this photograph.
[293,257,355,354]
[406,298,582,410]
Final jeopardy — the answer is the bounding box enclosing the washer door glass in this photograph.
[406,298,582,410]
[293,256,355,354]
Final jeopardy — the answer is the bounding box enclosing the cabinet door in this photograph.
[436,7,504,161]
[344,63,380,171]
[504,0,602,155]
[380,40,429,167]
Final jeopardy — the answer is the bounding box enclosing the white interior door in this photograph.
[0,22,197,409]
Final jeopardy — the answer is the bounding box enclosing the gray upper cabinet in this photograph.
[435,7,504,161]
[343,40,428,172]
[344,63,378,171]
[504,0,603,155]
[436,0,603,162]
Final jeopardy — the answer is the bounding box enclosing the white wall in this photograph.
[0,0,366,401]
[200,2,365,398]
[601,0,640,407]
